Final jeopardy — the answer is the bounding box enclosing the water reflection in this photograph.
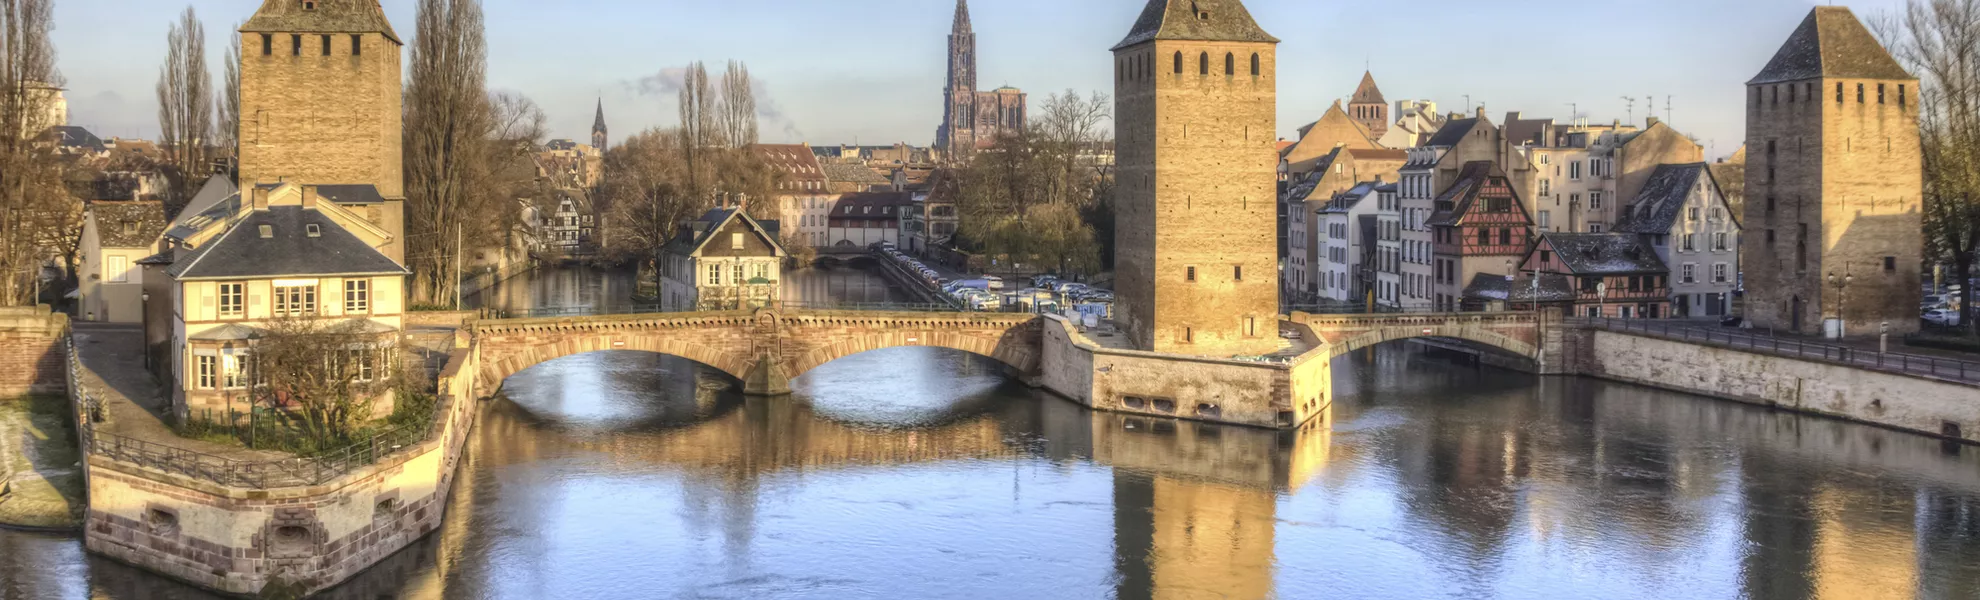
[780,261,907,306]
[11,343,1980,598]
[459,264,638,313]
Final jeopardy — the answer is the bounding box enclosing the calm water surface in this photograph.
[7,265,1980,599]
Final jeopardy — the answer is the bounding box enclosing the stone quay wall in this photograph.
[1038,316,1328,428]
[0,305,68,397]
[1573,327,1980,442]
[82,346,482,597]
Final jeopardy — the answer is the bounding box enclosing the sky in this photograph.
[55,0,1908,160]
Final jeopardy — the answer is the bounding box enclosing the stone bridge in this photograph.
[1289,311,1559,369]
[471,309,1044,396]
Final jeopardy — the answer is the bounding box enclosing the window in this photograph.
[1900,84,1907,108]
[1589,192,1603,210]
[1183,327,1194,343]
[1713,263,1730,283]
[1186,266,1197,282]
[321,34,330,55]
[218,283,244,317]
[352,34,362,56]
[1199,52,1209,75]
[273,285,316,316]
[730,232,745,250]
[292,34,302,56]
[196,355,217,389]
[1766,229,1776,244]
[1681,234,1696,252]
[1589,223,1605,233]
[1836,82,1844,103]
[1885,256,1897,272]
[1498,228,1511,246]
[302,0,316,8]
[347,349,375,382]
[733,264,745,284]
[1224,53,1234,75]
[1857,83,1865,103]
[1713,233,1729,251]
[1250,53,1259,76]
[1681,264,1697,284]
[344,279,369,313]
[104,255,129,283]
[1537,210,1552,230]
[1173,51,1182,74]
[1478,229,1491,246]
[1878,83,1886,104]
[262,33,272,55]
[221,354,245,389]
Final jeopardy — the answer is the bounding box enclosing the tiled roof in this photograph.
[830,192,914,220]
[752,144,827,185]
[822,162,888,185]
[1113,0,1279,50]
[168,206,407,280]
[1543,232,1667,275]
[1350,71,1386,106]
[91,201,168,248]
[241,0,401,44]
[1750,7,1911,85]
[667,207,782,254]
[1615,163,1709,234]
[1425,161,1496,226]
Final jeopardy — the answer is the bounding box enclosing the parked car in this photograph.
[1925,309,1962,327]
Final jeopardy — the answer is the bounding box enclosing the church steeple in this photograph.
[953,0,972,35]
[938,0,979,159]
[1347,71,1390,140]
[591,98,608,153]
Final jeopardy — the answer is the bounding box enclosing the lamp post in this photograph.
[1828,265,1853,338]
[1597,281,1608,320]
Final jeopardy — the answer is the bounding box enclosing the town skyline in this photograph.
[57,0,1892,157]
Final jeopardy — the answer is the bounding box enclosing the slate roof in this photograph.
[1425,161,1497,226]
[1113,0,1279,50]
[1750,7,1911,85]
[1350,71,1386,106]
[1542,233,1667,275]
[666,208,783,255]
[47,125,105,153]
[1424,118,1480,148]
[831,192,914,220]
[168,206,407,280]
[1503,112,1554,147]
[241,0,401,44]
[1319,181,1379,214]
[177,176,239,227]
[1615,163,1709,234]
[74,172,150,202]
[166,193,241,242]
[1463,272,1579,304]
[91,201,168,248]
[752,144,827,186]
[315,184,386,204]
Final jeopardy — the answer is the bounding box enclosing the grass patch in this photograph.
[174,389,442,458]
[409,303,458,312]
[0,395,85,529]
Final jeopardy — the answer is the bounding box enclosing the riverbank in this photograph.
[0,394,84,530]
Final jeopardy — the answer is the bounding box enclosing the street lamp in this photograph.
[1597,281,1608,320]
[1828,265,1854,338]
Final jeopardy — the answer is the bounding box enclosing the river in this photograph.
[5,264,1980,599]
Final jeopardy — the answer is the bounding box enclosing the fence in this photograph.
[1579,318,1980,383]
[484,300,964,320]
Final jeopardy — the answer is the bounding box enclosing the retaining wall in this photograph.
[1038,316,1326,428]
[0,306,68,396]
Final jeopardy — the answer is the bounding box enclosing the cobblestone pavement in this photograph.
[70,323,288,461]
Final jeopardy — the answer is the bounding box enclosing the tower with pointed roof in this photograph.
[1742,6,1921,337]
[1111,0,1282,356]
[237,0,403,203]
[592,98,609,154]
[1348,71,1389,139]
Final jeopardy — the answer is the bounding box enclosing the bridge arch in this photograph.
[783,328,1042,383]
[1296,314,1543,360]
[472,314,762,393]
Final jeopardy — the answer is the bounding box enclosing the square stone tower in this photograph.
[237,0,404,201]
[1112,0,1282,356]
[1743,6,1922,336]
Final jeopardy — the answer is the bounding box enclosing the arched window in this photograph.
[1250,53,1260,76]
[1225,53,1234,75]
[1199,52,1209,75]
[1173,51,1182,74]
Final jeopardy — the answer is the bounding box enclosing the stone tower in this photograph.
[1743,6,1922,337]
[937,0,977,160]
[1348,71,1389,140]
[237,0,403,201]
[592,98,608,153]
[1112,0,1282,356]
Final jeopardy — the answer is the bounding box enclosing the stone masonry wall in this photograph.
[1038,316,1301,428]
[1579,328,1980,441]
[0,306,68,396]
[238,29,403,199]
[84,348,480,596]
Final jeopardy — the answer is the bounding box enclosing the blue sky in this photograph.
[56,0,1901,158]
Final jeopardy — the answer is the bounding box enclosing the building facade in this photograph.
[1615,163,1742,317]
[77,200,167,323]
[753,143,836,249]
[1113,0,1282,356]
[1428,161,1536,312]
[935,0,1026,161]
[1743,6,1922,336]
[658,208,785,312]
[825,192,912,249]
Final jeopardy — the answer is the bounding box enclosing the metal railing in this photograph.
[1580,318,1980,383]
[484,300,966,320]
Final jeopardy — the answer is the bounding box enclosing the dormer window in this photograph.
[305,223,321,238]
[258,225,273,238]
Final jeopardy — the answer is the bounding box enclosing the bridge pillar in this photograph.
[742,356,792,396]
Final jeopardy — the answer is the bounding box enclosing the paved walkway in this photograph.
[1588,319,1980,384]
[70,323,288,461]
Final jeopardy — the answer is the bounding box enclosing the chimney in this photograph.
[301,185,318,209]
[251,186,269,210]
[1646,116,1661,128]
[1476,106,1487,119]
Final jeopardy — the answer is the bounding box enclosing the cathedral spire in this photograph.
[953,0,972,35]
[591,98,608,152]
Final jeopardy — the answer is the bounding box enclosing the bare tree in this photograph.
[677,61,718,201]
[403,0,490,306]
[217,26,239,161]
[1882,0,1980,335]
[599,127,695,291]
[718,60,757,148]
[0,0,63,306]
[155,6,210,217]
[248,317,390,447]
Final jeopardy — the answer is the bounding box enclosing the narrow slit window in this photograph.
[321,34,330,56]
[262,33,272,55]
[1250,53,1259,76]
[1199,52,1208,75]
[1173,51,1182,74]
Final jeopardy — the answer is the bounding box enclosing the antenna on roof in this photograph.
[1665,95,1674,124]
[1621,96,1636,125]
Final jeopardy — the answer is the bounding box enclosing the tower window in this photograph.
[321,34,330,56]
[291,34,301,56]
[1885,256,1897,272]
[1186,266,1197,282]
[1899,84,1907,107]
[1234,265,1243,281]
[1789,84,1797,102]
[1224,52,1234,76]
[302,0,316,8]
[1199,52,1208,75]
[1836,82,1844,103]
[1173,51,1182,74]
[1771,86,1778,105]
[1251,53,1259,76]
[1857,83,1865,103]
[261,33,271,55]
[352,34,362,56]
[1878,83,1886,104]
